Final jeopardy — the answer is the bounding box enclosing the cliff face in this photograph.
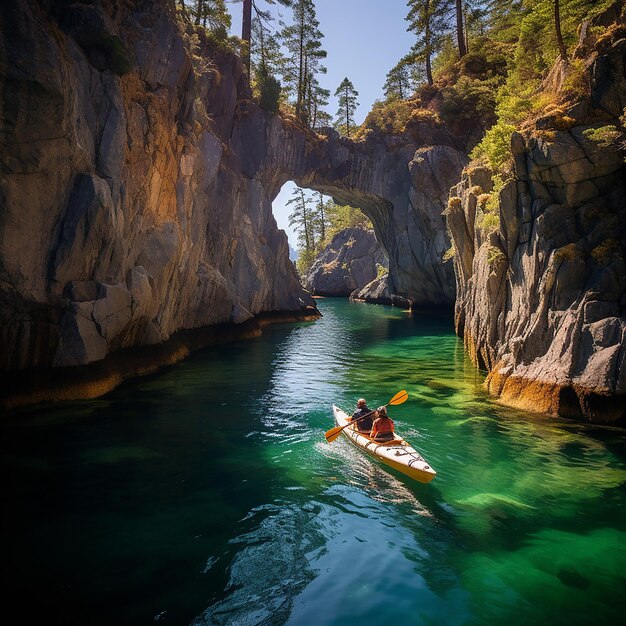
[0,0,465,381]
[447,16,626,422]
[0,0,317,373]
[304,227,386,297]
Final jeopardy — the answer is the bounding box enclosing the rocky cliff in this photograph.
[304,227,386,297]
[0,0,466,403]
[446,10,626,422]
[0,0,320,399]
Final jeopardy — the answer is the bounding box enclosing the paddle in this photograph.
[324,390,408,443]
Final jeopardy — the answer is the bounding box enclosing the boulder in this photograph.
[304,227,387,297]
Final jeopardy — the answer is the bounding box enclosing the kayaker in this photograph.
[350,398,374,433]
[370,406,395,442]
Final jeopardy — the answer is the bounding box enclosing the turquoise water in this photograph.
[2,298,626,625]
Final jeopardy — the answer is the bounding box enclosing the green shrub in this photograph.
[296,248,317,277]
[354,100,439,139]
[591,239,622,265]
[438,75,500,132]
[554,243,581,263]
[470,122,516,173]
[258,72,281,113]
[442,245,456,263]
[446,196,462,214]
[487,244,505,266]
[478,211,500,232]
[582,125,622,150]
[562,58,589,99]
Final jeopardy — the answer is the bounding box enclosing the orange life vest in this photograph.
[371,417,394,438]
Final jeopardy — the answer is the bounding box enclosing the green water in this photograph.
[2,299,626,626]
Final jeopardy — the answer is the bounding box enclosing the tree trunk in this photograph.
[242,0,252,72]
[345,87,350,137]
[195,0,203,26]
[425,3,434,87]
[296,13,305,121]
[456,0,467,58]
[554,0,568,60]
[426,54,433,86]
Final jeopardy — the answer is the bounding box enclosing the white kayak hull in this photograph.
[332,405,436,484]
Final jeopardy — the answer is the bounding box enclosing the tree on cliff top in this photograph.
[384,60,418,101]
[405,0,449,86]
[334,77,359,137]
[180,0,231,34]
[240,0,293,72]
[279,0,327,125]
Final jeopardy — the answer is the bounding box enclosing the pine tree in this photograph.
[288,187,316,255]
[312,192,331,245]
[241,0,293,72]
[279,0,327,124]
[334,77,359,137]
[384,60,415,101]
[250,10,287,111]
[307,78,331,129]
[183,0,231,33]
[406,0,448,86]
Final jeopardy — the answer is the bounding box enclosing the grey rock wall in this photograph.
[304,227,386,297]
[446,25,626,422]
[0,0,315,372]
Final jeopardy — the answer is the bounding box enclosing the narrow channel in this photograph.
[2,299,625,625]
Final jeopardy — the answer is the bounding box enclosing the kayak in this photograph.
[332,405,436,484]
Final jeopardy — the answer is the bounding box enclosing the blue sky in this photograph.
[228,0,415,246]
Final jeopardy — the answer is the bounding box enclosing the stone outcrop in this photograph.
[447,12,626,422]
[304,227,386,297]
[0,0,317,384]
[351,275,392,305]
[0,0,465,397]
[295,132,466,306]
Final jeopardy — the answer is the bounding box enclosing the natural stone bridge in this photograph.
[233,111,467,307]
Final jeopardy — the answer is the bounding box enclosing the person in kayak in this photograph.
[370,406,395,441]
[349,398,374,433]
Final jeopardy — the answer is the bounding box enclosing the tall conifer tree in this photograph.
[405,0,448,86]
[334,77,359,137]
[280,0,327,124]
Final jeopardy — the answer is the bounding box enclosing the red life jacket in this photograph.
[372,417,394,438]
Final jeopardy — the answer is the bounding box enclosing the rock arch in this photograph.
[230,111,467,307]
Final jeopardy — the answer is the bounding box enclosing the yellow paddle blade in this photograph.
[324,425,344,443]
[389,389,408,405]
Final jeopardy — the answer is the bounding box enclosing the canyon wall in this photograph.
[0,0,465,392]
[0,0,318,377]
[447,12,626,422]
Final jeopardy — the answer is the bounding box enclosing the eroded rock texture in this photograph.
[304,227,386,297]
[447,20,626,422]
[0,0,317,372]
[0,0,465,380]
